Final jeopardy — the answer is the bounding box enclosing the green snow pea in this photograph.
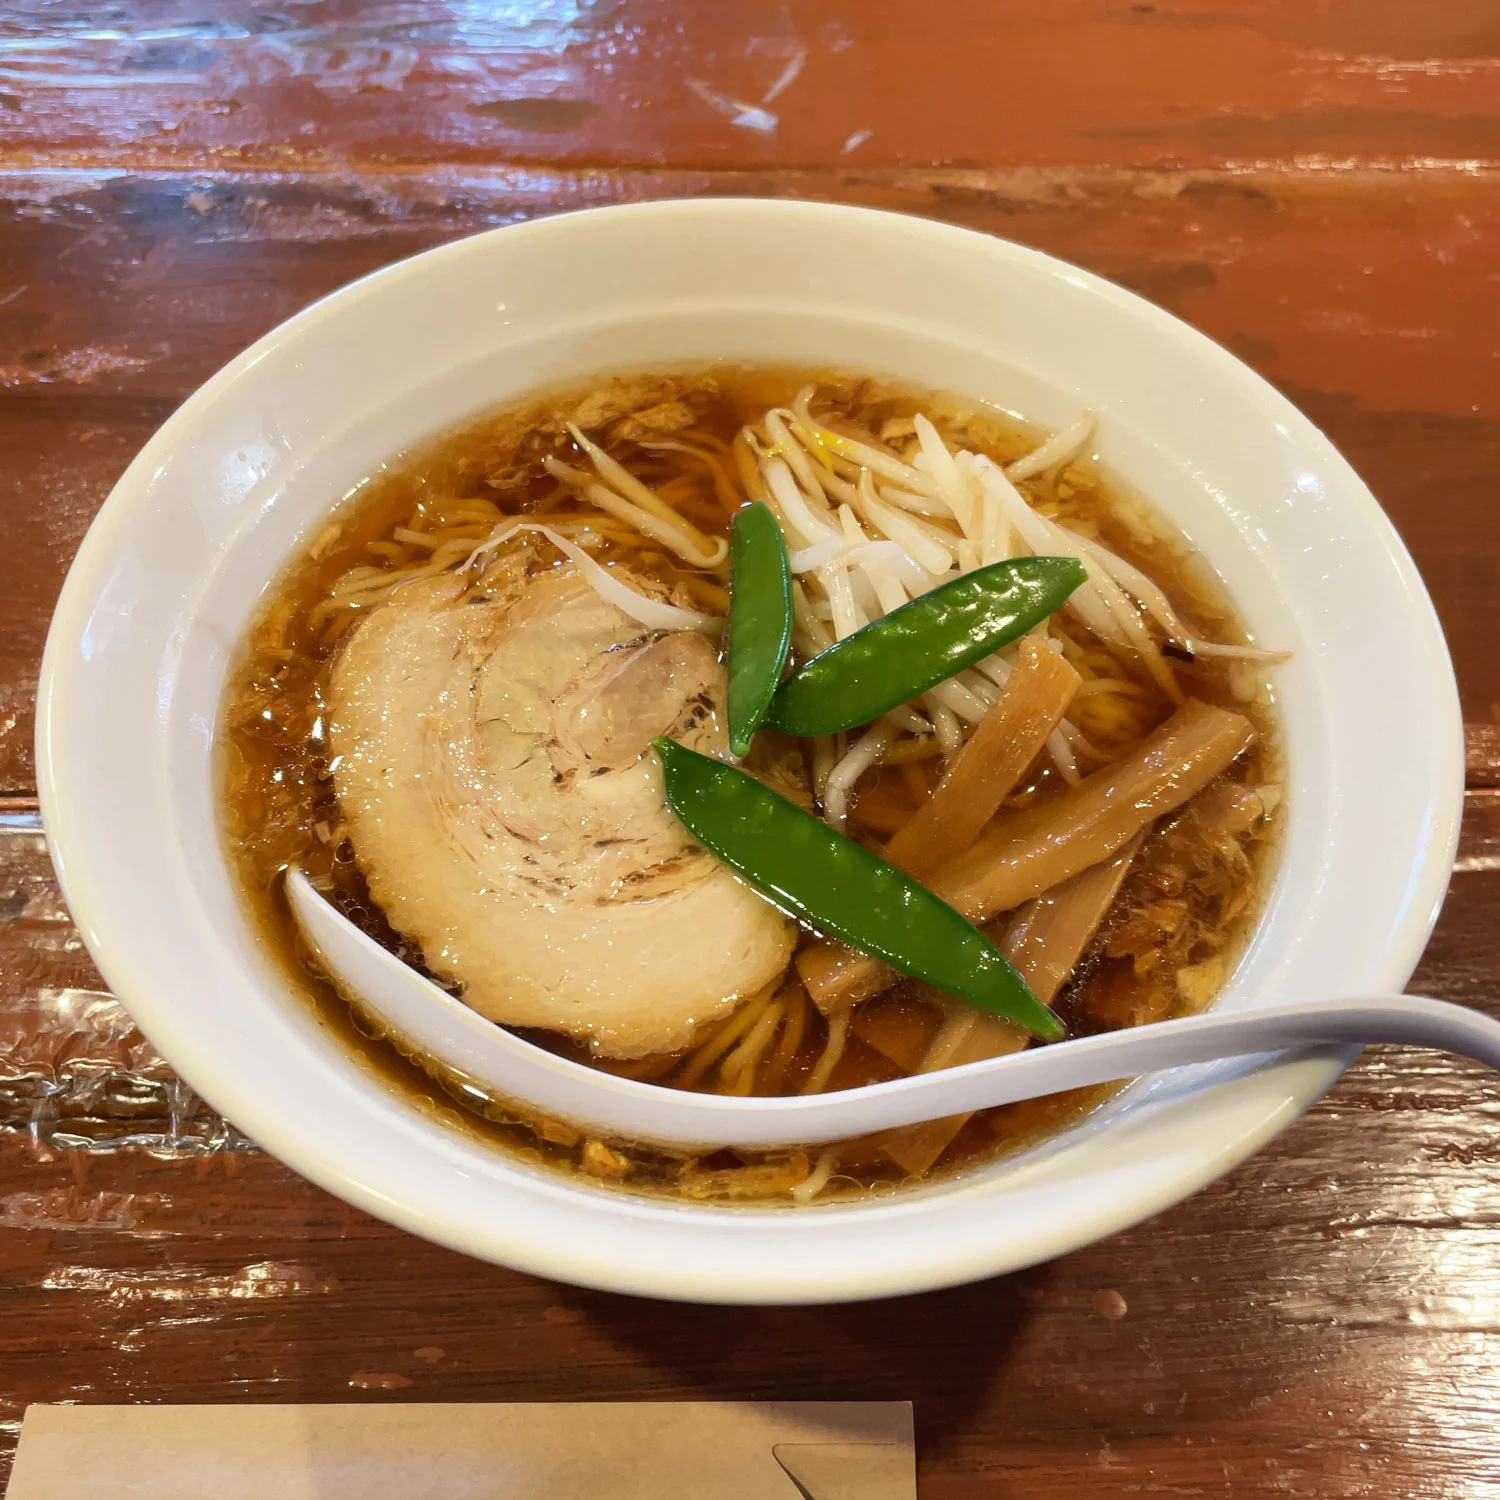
[653,737,1063,1040]
[726,502,793,758]
[766,555,1087,736]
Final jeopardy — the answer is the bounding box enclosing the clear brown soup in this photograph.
[220,365,1280,1205]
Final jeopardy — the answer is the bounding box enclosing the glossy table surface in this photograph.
[3,4,1500,1494]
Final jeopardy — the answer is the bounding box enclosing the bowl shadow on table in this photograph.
[540,1051,1360,1449]
[547,1265,1056,1452]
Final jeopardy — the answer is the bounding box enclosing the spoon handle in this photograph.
[769,995,1500,1144]
[697,994,1500,1145]
[1257,994,1500,1067]
[933,995,1500,1119]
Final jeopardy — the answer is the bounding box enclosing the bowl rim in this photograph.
[36,198,1464,1303]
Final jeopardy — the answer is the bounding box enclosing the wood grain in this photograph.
[3,3,1500,1494]
[1,1,1498,173]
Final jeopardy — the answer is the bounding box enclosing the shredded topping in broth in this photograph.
[221,366,1281,1205]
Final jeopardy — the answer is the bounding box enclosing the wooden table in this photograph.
[3,5,1499,1493]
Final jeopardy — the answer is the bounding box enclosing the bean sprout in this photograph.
[566,422,727,564]
[544,454,728,569]
[790,1146,840,1203]
[924,694,963,754]
[800,1009,851,1095]
[788,534,842,573]
[912,413,978,530]
[1046,725,1082,785]
[823,722,893,830]
[465,521,722,636]
[789,388,943,497]
[763,455,840,546]
[852,474,955,575]
[810,735,839,799]
[750,398,1223,780]
[1187,640,1292,662]
[1005,409,1096,481]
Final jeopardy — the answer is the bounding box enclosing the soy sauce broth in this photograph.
[220,365,1281,1206]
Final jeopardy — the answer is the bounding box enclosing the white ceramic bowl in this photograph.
[37,200,1462,1304]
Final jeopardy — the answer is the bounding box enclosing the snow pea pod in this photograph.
[767,556,1087,736]
[653,737,1064,1041]
[726,502,793,758]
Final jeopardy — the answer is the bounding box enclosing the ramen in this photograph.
[221,367,1282,1204]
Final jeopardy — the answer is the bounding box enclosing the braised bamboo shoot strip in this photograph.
[796,699,1255,1014]
[999,831,1147,1005]
[934,698,1255,918]
[795,940,896,1016]
[918,1011,1028,1080]
[882,636,1082,879]
[876,1015,1028,1179]
[654,737,1063,1039]
[879,832,1145,1178]
[850,997,944,1074]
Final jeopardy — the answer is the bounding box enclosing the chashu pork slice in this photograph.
[328,564,794,1058]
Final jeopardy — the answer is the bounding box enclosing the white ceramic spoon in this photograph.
[287,868,1500,1150]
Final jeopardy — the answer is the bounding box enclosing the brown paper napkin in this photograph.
[6,1401,914,1499]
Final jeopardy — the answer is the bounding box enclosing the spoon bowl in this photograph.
[288,868,1500,1150]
